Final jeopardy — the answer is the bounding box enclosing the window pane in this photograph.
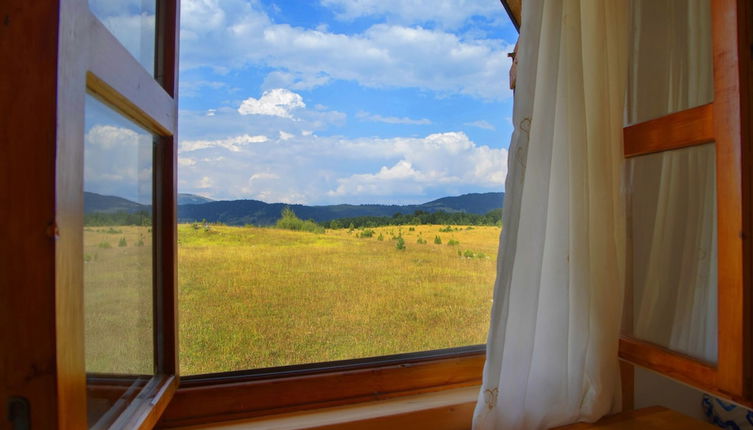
[625,0,712,126]
[88,0,156,73]
[625,143,717,363]
[84,94,155,427]
[176,1,513,375]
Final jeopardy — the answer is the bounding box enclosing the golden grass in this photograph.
[178,224,499,375]
[83,224,500,376]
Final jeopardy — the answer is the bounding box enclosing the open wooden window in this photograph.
[2,0,178,427]
[619,0,752,405]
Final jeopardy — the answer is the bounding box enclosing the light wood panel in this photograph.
[553,406,717,430]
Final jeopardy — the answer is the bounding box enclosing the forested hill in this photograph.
[177,192,504,226]
[84,191,504,226]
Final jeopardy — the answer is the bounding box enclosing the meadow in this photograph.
[84,223,500,376]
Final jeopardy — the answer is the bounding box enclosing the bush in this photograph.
[395,236,406,250]
[434,235,442,245]
[439,225,454,233]
[463,249,475,258]
[136,235,145,247]
[377,233,384,241]
[408,226,415,231]
[416,237,427,244]
[98,241,111,249]
[118,237,127,247]
[447,239,460,246]
[276,207,324,234]
[106,227,123,234]
[359,229,375,238]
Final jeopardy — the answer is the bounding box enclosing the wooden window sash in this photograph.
[618,0,752,404]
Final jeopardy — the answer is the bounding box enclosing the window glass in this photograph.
[625,0,712,126]
[88,0,156,73]
[84,94,155,426]
[625,143,717,363]
[176,0,516,375]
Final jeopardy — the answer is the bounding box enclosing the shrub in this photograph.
[118,237,127,247]
[463,249,475,258]
[276,207,324,234]
[98,241,111,249]
[434,235,442,245]
[106,227,123,234]
[416,237,427,244]
[377,233,384,241]
[447,239,460,246]
[457,249,462,256]
[408,226,415,231]
[395,236,406,251]
[439,225,453,233]
[136,235,145,247]
[84,253,93,262]
[359,229,375,238]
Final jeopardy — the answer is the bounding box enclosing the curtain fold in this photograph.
[474,1,628,428]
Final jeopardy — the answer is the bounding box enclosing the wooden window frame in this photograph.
[1,0,179,427]
[619,0,753,406]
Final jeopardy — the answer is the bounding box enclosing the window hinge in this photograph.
[7,397,30,430]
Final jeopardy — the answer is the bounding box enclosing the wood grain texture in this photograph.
[711,0,748,398]
[0,0,63,427]
[552,406,717,430]
[175,386,478,430]
[623,104,713,157]
[157,353,485,428]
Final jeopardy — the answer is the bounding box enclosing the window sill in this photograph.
[169,385,479,430]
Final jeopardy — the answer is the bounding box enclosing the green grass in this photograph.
[84,224,500,376]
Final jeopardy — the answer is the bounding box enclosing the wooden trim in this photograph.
[619,337,716,390]
[172,386,479,430]
[623,104,714,158]
[88,13,176,136]
[0,0,67,427]
[157,353,485,428]
[711,0,748,398]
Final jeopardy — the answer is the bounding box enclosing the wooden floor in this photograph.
[554,406,717,430]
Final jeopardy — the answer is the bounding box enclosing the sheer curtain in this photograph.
[473,0,628,428]
[625,0,716,364]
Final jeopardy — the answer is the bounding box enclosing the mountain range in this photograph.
[84,191,504,226]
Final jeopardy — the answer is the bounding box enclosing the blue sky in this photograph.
[90,0,518,205]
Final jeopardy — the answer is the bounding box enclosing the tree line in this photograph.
[322,209,502,229]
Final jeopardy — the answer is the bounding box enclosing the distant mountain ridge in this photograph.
[84,191,504,226]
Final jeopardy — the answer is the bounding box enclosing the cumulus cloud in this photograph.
[178,0,513,100]
[464,120,495,130]
[84,124,153,203]
[357,111,431,125]
[238,88,306,118]
[180,134,269,152]
[177,130,506,204]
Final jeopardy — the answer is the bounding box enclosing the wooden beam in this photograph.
[500,0,521,31]
[623,104,714,158]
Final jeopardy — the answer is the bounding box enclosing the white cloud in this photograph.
[179,157,198,167]
[465,120,495,130]
[320,0,504,29]
[177,130,506,204]
[238,88,306,118]
[180,134,269,152]
[179,0,514,100]
[357,111,431,125]
[279,131,294,140]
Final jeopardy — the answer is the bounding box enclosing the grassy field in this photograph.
[179,224,499,375]
[84,224,500,376]
[84,226,153,375]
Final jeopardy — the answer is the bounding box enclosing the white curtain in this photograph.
[473,0,628,428]
[626,0,716,363]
